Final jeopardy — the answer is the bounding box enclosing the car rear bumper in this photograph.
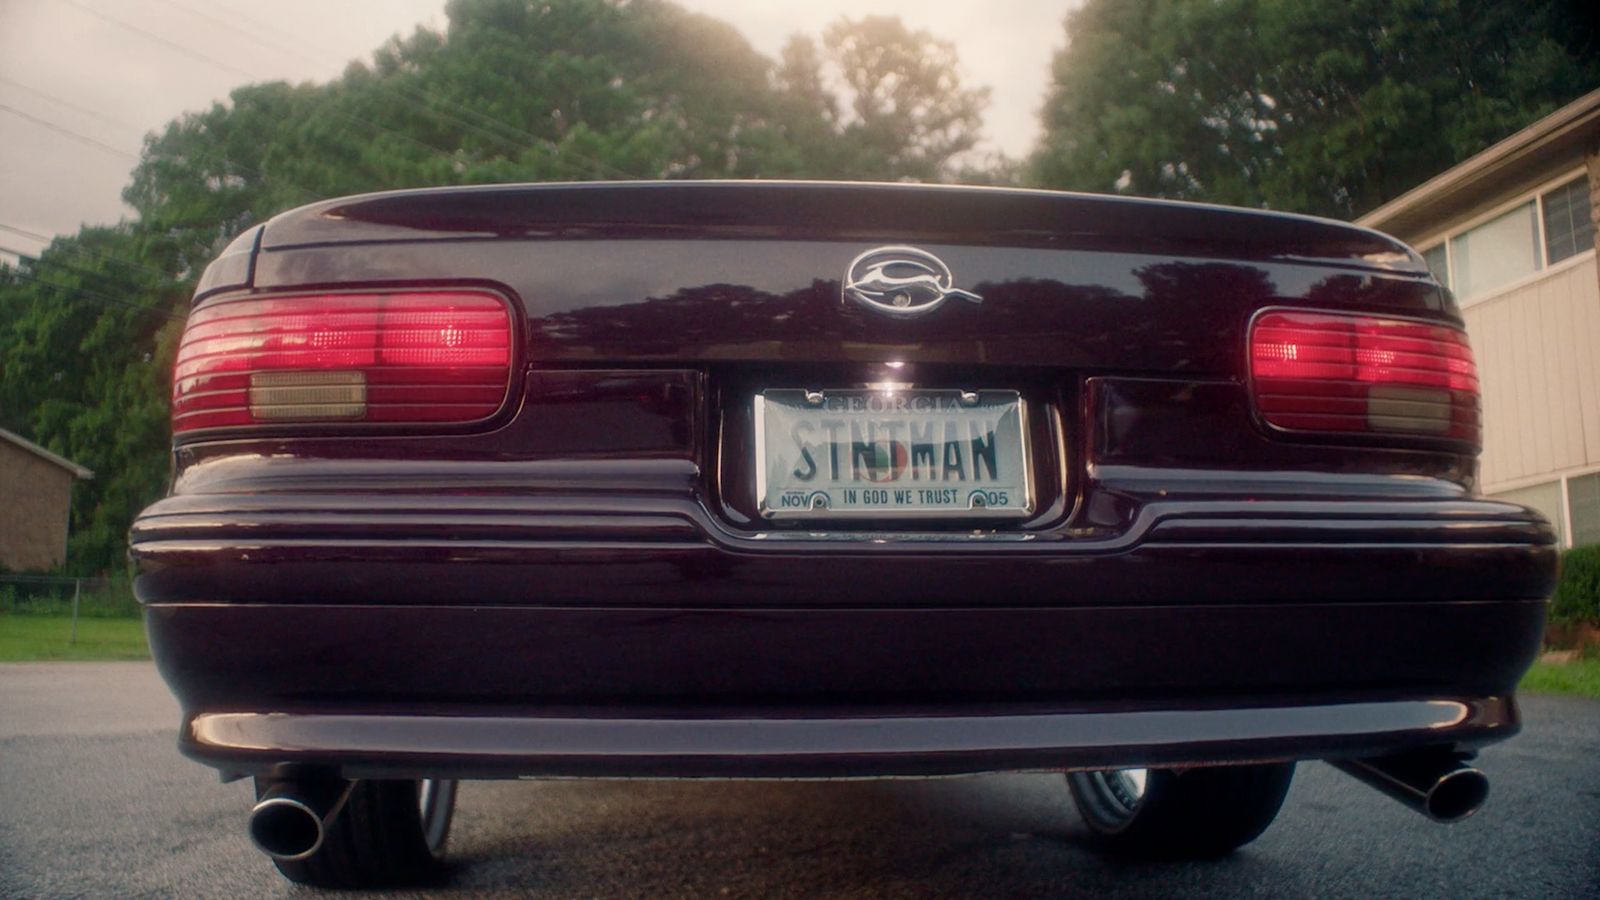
[132,492,1554,778]
[141,596,1546,779]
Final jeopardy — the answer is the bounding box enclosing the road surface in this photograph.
[1,662,1596,897]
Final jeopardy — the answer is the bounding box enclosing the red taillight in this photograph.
[1249,311,1480,442]
[172,290,513,434]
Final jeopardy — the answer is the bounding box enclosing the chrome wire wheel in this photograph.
[1068,768,1149,832]
[418,778,458,855]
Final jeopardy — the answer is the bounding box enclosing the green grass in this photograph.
[1519,656,1600,698]
[0,614,150,661]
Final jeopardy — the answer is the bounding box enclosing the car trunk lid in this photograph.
[244,181,1452,376]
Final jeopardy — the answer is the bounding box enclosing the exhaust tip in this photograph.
[249,796,326,861]
[1330,752,1491,825]
[1425,767,1489,823]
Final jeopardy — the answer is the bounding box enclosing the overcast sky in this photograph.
[0,0,1070,258]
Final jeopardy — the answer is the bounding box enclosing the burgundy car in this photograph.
[131,181,1557,888]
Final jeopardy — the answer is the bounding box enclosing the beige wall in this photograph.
[0,441,75,572]
[1466,254,1600,494]
[1364,141,1600,544]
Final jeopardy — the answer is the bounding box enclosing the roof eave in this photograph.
[0,427,94,479]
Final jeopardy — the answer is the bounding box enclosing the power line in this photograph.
[67,0,641,186]
[155,0,551,166]
[0,72,325,203]
[0,75,145,132]
[214,0,352,62]
[0,251,187,322]
[0,97,322,206]
[0,103,138,160]
[60,0,500,175]
[0,224,53,246]
[0,223,184,284]
[29,0,644,250]
[0,223,198,294]
[206,0,639,179]
[154,0,345,72]
[5,78,322,204]
[59,0,257,82]
[0,241,181,300]
[159,0,641,180]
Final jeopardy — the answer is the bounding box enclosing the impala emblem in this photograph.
[842,246,982,317]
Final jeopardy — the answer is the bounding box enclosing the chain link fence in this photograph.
[0,574,138,645]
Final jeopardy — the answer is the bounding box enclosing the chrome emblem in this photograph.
[842,246,982,317]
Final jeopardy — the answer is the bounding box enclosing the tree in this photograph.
[124,0,798,263]
[773,16,990,181]
[1030,0,1600,218]
[3,0,996,572]
[0,228,186,573]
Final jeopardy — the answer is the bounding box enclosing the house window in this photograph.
[1541,176,1596,265]
[1421,243,1450,288]
[1570,472,1600,548]
[1492,481,1565,546]
[1417,171,1597,306]
[1449,201,1540,300]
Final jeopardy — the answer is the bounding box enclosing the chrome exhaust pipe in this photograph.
[1330,751,1489,823]
[248,779,355,861]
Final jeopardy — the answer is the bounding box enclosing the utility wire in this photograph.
[214,0,362,62]
[0,240,179,295]
[153,0,327,69]
[59,0,257,82]
[0,74,325,204]
[0,250,186,322]
[0,223,185,284]
[23,0,642,267]
[0,75,145,132]
[0,99,323,205]
[156,0,569,174]
[158,0,641,180]
[0,102,138,160]
[206,0,640,179]
[0,224,55,250]
[61,0,529,178]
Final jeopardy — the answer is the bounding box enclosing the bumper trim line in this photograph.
[184,697,1518,779]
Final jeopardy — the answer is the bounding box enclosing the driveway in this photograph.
[1,662,1596,897]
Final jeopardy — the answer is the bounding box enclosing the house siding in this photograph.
[0,440,77,572]
[1358,95,1600,546]
[1466,253,1600,492]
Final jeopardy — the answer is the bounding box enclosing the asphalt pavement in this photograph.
[1,661,1597,898]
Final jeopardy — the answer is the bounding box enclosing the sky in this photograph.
[0,0,1072,261]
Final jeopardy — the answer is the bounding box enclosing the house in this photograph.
[0,427,93,571]
[1358,88,1600,549]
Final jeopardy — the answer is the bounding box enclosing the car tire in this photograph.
[1066,762,1295,859]
[256,777,456,888]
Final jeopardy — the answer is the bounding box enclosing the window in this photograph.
[1449,201,1540,300]
[1570,472,1600,548]
[1421,243,1450,288]
[1541,177,1596,265]
[1492,481,1565,546]
[1417,171,1596,306]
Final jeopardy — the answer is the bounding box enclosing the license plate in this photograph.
[754,389,1032,520]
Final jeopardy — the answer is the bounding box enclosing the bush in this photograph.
[1550,545,1600,625]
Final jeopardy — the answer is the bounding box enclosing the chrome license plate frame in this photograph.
[753,388,1034,521]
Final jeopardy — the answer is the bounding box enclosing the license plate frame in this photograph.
[753,388,1034,521]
